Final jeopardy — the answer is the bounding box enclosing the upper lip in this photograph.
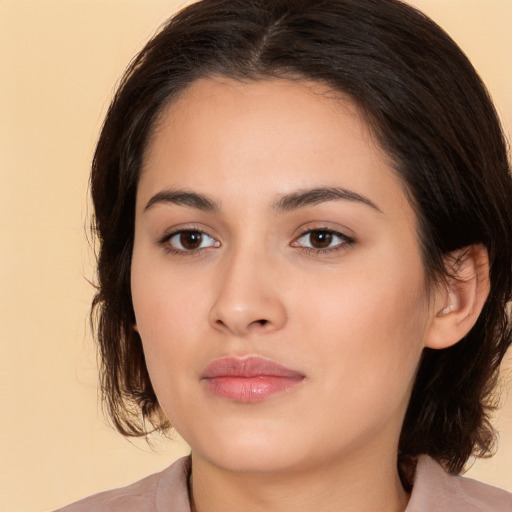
[201,356,305,379]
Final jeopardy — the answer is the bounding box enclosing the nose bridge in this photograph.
[209,240,287,335]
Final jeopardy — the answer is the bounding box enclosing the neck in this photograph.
[189,449,409,512]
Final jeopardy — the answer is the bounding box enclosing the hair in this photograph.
[90,0,512,475]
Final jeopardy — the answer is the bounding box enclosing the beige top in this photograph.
[58,455,512,511]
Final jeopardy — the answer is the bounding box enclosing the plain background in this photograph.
[0,1,511,511]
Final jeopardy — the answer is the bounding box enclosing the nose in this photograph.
[208,249,287,337]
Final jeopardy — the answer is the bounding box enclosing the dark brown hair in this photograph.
[90,0,512,474]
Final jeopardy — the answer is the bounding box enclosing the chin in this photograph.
[188,427,310,474]
[197,447,304,475]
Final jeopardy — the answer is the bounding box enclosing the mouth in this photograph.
[201,356,305,403]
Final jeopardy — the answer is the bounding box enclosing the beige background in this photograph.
[0,1,511,511]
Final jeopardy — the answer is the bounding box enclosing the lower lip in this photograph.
[202,375,304,403]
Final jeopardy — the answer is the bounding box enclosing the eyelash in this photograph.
[158,229,219,256]
[158,228,354,256]
[292,228,355,256]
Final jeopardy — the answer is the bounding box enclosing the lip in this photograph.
[201,356,305,403]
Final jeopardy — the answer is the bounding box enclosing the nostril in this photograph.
[212,317,268,332]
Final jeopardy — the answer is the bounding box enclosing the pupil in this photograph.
[180,231,202,249]
[311,231,332,248]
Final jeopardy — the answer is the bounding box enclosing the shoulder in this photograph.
[56,456,191,512]
[407,455,512,512]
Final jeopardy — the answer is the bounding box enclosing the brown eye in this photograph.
[180,231,203,250]
[167,230,219,252]
[308,230,333,249]
[292,229,351,252]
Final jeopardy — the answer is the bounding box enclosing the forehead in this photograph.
[143,76,379,174]
[138,77,410,222]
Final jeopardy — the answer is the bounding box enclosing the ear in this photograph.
[424,244,490,350]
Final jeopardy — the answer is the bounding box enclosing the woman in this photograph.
[59,0,512,510]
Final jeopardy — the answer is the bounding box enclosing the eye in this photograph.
[292,229,353,252]
[163,230,219,252]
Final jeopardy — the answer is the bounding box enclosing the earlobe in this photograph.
[425,244,490,350]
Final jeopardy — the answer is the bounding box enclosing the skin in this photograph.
[131,78,488,512]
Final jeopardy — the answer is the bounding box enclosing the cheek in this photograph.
[132,239,209,329]
[131,252,200,372]
[131,265,205,429]
[292,251,429,395]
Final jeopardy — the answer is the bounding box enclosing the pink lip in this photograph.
[201,357,305,403]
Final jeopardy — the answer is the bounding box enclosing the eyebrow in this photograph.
[144,186,381,214]
[273,187,382,213]
[144,189,219,212]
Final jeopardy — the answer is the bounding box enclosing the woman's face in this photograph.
[131,78,435,474]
